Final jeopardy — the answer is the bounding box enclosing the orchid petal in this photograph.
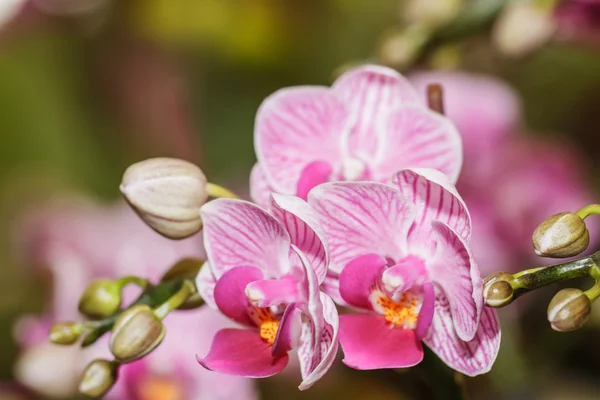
[195,262,218,309]
[415,281,435,339]
[424,294,500,377]
[322,273,348,306]
[254,87,348,194]
[338,314,424,370]
[196,329,289,378]
[332,65,421,159]
[200,199,291,278]
[373,106,462,183]
[272,304,302,357]
[297,161,334,200]
[270,193,329,283]
[430,221,482,341]
[245,275,299,309]
[214,266,263,327]
[339,253,387,310]
[308,181,415,274]
[249,163,274,210]
[381,255,427,296]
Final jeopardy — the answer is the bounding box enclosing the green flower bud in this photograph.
[78,280,121,319]
[120,157,208,239]
[483,272,515,307]
[532,212,589,258]
[160,258,204,310]
[48,322,82,345]
[79,359,119,398]
[109,305,165,363]
[547,288,591,332]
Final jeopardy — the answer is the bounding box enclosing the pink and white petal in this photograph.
[245,275,299,308]
[373,106,463,183]
[270,194,329,283]
[292,245,324,335]
[296,161,334,201]
[424,294,500,377]
[254,87,348,194]
[322,273,348,306]
[416,281,435,339]
[196,261,218,309]
[308,181,416,274]
[298,293,340,390]
[197,328,289,378]
[429,222,482,341]
[339,253,387,310]
[381,255,428,296]
[249,163,274,210]
[332,65,421,159]
[339,314,424,370]
[214,266,264,327]
[200,199,291,278]
[272,304,302,357]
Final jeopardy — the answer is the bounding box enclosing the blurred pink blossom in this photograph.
[411,71,596,275]
[13,199,257,400]
[555,0,600,43]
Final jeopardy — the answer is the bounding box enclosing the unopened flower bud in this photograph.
[160,258,205,310]
[483,272,514,307]
[78,280,121,319]
[79,359,119,398]
[109,305,165,363]
[532,212,589,258]
[48,322,82,345]
[120,157,208,239]
[547,288,591,332]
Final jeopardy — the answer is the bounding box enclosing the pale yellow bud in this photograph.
[120,157,208,239]
[79,359,119,398]
[483,272,515,307]
[78,279,121,319]
[547,288,591,332]
[532,212,589,258]
[48,322,82,345]
[109,305,165,363]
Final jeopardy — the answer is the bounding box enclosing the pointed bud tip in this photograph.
[109,305,165,363]
[532,212,589,258]
[548,288,591,332]
[121,157,208,239]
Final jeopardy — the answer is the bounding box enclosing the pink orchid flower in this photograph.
[250,64,462,208]
[308,168,500,376]
[196,195,339,390]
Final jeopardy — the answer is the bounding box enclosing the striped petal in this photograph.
[270,194,329,283]
[200,199,291,279]
[195,262,218,308]
[332,65,421,160]
[249,163,274,210]
[424,294,500,377]
[308,182,416,274]
[390,168,471,258]
[430,222,482,341]
[254,87,348,195]
[373,106,462,183]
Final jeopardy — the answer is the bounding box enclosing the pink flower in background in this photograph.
[250,65,462,208]
[14,200,257,400]
[411,71,596,274]
[197,196,338,389]
[308,169,500,376]
[555,0,600,43]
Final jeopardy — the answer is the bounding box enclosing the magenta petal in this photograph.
[381,255,427,295]
[424,296,500,377]
[214,266,263,326]
[415,281,435,339]
[308,181,415,275]
[339,254,387,310]
[249,163,274,210]
[245,275,299,309]
[197,328,289,378]
[430,221,482,341]
[254,87,348,194]
[272,304,302,357]
[296,161,333,200]
[270,193,330,283]
[339,314,424,370]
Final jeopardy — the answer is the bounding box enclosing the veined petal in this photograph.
[332,65,421,160]
[270,194,329,283]
[272,304,302,357]
[214,266,264,327]
[195,262,218,309]
[430,222,482,341]
[249,163,274,210]
[196,329,289,378]
[416,281,435,339]
[245,275,299,309]
[200,199,291,278]
[322,273,347,306]
[254,87,348,194]
[373,106,462,183]
[298,293,340,390]
[297,161,334,200]
[308,181,415,274]
[339,253,387,310]
[424,295,500,377]
[338,314,424,370]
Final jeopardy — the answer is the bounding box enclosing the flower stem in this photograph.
[575,204,600,220]
[153,280,195,319]
[115,276,149,291]
[206,182,239,199]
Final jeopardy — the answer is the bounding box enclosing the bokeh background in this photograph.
[2,0,600,399]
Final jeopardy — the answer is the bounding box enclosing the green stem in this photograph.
[575,204,600,220]
[153,280,195,319]
[206,182,239,199]
[115,276,149,291]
